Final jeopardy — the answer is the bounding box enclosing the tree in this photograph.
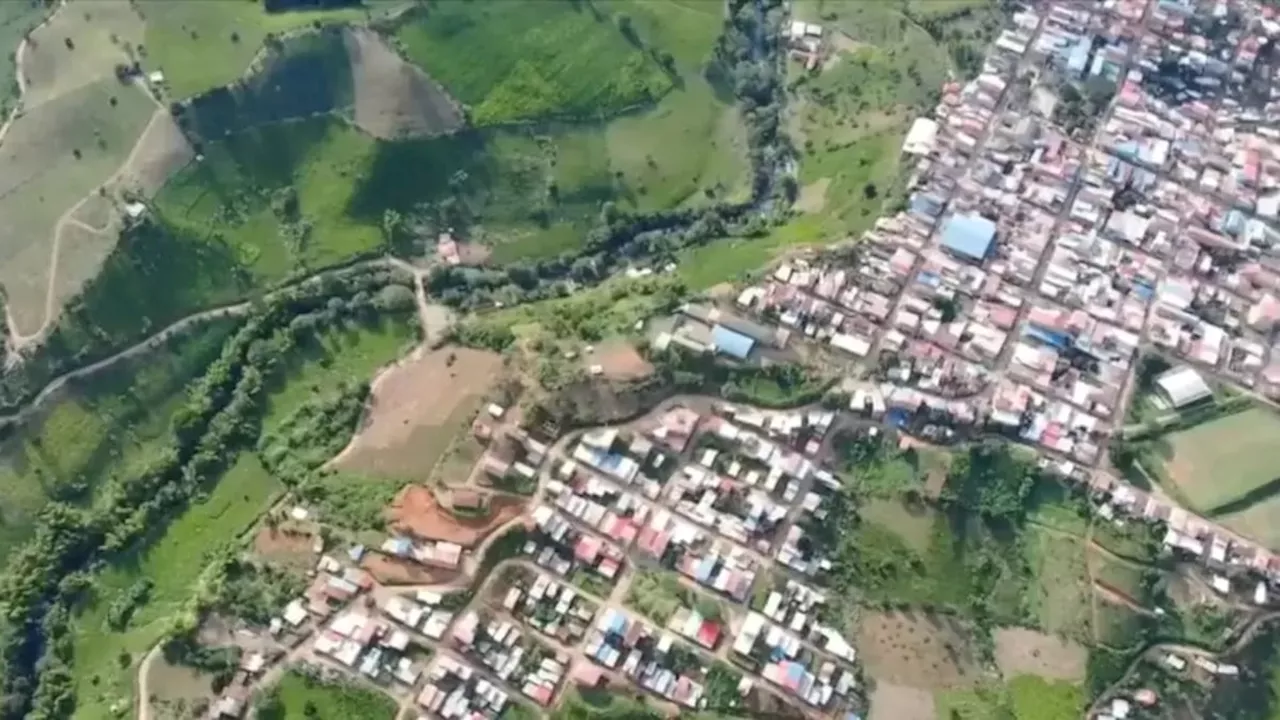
[616,14,637,44]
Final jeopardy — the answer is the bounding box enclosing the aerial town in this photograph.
[137,1,1280,719]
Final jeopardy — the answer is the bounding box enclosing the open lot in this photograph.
[1220,493,1280,551]
[71,453,283,720]
[334,345,501,479]
[142,654,218,720]
[993,628,1088,682]
[857,610,982,689]
[860,498,937,554]
[387,485,525,548]
[1161,407,1280,513]
[268,670,398,720]
[867,682,935,720]
[583,341,654,382]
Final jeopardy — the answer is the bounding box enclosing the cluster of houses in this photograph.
[381,590,460,642]
[583,608,708,708]
[732,612,856,709]
[499,571,598,646]
[417,656,512,720]
[448,608,567,707]
[528,504,626,583]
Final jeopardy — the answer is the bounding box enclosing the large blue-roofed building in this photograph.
[940,214,997,263]
[711,324,756,360]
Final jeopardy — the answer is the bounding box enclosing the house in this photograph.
[1154,366,1212,409]
[940,214,997,263]
[711,325,756,360]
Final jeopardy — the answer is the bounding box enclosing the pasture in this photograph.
[334,345,502,479]
[21,0,143,110]
[0,78,155,335]
[856,610,982,689]
[263,316,419,435]
[393,1,671,126]
[0,1,51,116]
[993,628,1087,682]
[786,1,952,235]
[346,27,464,140]
[70,453,283,720]
[0,319,238,561]
[1023,527,1092,642]
[1161,407,1280,513]
[133,0,375,100]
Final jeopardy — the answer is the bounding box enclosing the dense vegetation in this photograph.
[0,265,416,719]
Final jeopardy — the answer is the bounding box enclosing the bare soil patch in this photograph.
[794,177,830,213]
[144,653,218,719]
[345,27,463,140]
[386,485,525,548]
[334,346,501,479]
[993,627,1087,682]
[857,610,981,689]
[868,682,936,720]
[252,524,320,573]
[362,550,462,586]
[585,341,654,382]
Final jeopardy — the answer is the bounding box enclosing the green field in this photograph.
[64,316,412,718]
[1093,598,1146,651]
[935,675,1083,720]
[0,319,239,561]
[71,453,282,720]
[0,2,54,111]
[786,0,954,236]
[1160,407,1280,513]
[393,1,671,126]
[1024,528,1092,642]
[262,316,418,434]
[262,670,398,719]
[134,0,380,100]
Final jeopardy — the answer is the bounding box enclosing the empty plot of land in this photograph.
[362,550,461,586]
[386,485,525,548]
[1220,494,1280,551]
[143,654,218,720]
[21,0,144,109]
[1163,407,1280,512]
[335,346,501,479]
[993,628,1087,682]
[345,27,463,140]
[867,682,935,720]
[0,78,154,334]
[857,610,981,689]
[584,341,654,381]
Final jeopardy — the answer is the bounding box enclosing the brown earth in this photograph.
[867,682,935,720]
[334,346,502,479]
[252,524,320,572]
[992,627,1088,682]
[386,485,525,547]
[584,341,655,382]
[361,551,462,586]
[345,27,464,140]
[857,610,981,689]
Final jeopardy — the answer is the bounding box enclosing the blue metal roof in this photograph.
[711,324,756,360]
[940,214,996,262]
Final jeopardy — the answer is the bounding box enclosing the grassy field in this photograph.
[393,1,671,126]
[1090,551,1149,605]
[0,2,51,115]
[0,78,156,334]
[71,453,283,720]
[786,0,953,237]
[263,316,418,434]
[1220,494,1280,551]
[1161,407,1280,513]
[935,675,1083,720]
[1093,598,1147,651]
[1023,527,1092,642]
[133,0,382,100]
[267,670,398,719]
[0,318,239,561]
